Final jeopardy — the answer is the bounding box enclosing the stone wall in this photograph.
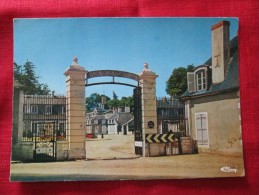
[145,143,166,157]
[56,141,69,161]
[12,142,34,162]
[12,85,24,161]
[189,91,242,155]
[12,88,24,146]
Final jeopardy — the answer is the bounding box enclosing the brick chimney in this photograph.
[211,21,230,84]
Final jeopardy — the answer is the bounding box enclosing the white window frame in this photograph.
[46,105,52,115]
[31,105,38,114]
[195,112,209,147]
[196,70,207,91]
[62,106,66,114]
[187,66,208,93]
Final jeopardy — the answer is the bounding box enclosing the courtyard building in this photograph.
[12,88,68,162]
[181,21,242,155]
[86,106,134,136]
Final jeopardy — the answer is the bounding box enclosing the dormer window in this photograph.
[187,66,208,93]
[196,70,207,91]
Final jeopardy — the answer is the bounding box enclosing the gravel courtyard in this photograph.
[85,134,137,160]
[10,134,245,181]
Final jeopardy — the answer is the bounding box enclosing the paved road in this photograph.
[10,134,245,181]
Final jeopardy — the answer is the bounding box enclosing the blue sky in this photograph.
[14,17,238,98]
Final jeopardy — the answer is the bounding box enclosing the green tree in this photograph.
[119,96,133,107]
[14,61,51,95]
[85,93,111,111]
[112,91,118,100]
[85,92,134,112]
[14,62,22,81]
[166,65,194,96]
[107,99,119,109]
[119,96,134,112]
[106,91,119,109]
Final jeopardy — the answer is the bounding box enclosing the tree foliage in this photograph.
[86,92,134,112]
[107,96,133,110]
[166,65,194,96]
[14,61,51,95]
[107,91,119,108]
[85,93,111,111]
[118,96,133,107]
[112,91,118,100]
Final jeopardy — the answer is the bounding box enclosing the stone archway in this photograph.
[64,58,158,159]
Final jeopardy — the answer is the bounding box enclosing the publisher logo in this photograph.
[220,166,237,173]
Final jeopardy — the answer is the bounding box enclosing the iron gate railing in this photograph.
[22,94,67,161]
[157,97,187,135]
[134,87,142,155]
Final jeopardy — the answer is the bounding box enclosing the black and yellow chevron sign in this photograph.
[145,132,175,143]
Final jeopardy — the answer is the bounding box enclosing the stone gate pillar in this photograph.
[139,63,158,156]
[64,57,86,160]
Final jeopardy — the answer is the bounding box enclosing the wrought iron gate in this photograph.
[32,122,56,161]
[22,94,67,162]
[134,87,143,155]
[157,97,186,135]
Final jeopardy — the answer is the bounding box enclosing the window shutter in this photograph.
[204,70,208,90]
[187,72,196,93]
[195,113,209,146]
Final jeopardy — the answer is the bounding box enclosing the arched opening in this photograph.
[65,60,158,160]
[84,70,142,159]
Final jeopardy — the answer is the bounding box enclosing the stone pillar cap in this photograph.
[143,63,151,71]
[72,56,79,66]
[64,57,87,76]
[139,63,158,78]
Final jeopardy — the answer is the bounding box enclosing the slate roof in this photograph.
[93,107,108,113]
[91,110,134,126]
[92,115,106,120]
[115,112,134,126]
[181,36,239,99]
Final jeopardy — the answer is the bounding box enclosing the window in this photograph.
[23,105,30,113]
[187,67,208,93]
[62,106,66,114]
[196,70,207,91]
[195,112,209,146]
[31,105,38,114]
[46,105,52,115]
